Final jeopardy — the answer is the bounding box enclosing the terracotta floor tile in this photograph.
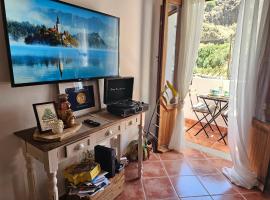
[234,186,261,194]
[127,161,138,169]
[125,162,139,181]
[186,134,217,149]
[198,174,239,195]
[207,133,223,143]
[184,120,229,153]
[208,159,233,172]
[202,152,221,159]
[159,150,184,160]
[143,161,166,177]
[182,148,207,160]
[170,176,209,197]
[163,160,194,176]
[186,130,209,139]
[211,143,230,153]
[143,177,178,199]
[188,160,220,175]
[120,148,270,200]
[181,196,212,200]
[242,192,270,200]
[144,152,160,162]
[185,134,200,143]
[115,179,145,200]
[211,194,245,200]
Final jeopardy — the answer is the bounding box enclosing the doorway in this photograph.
[155,0,181,152]
[155,0,240,159]
[184,0,240,157]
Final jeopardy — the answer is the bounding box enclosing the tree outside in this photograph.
[194,0,240,79]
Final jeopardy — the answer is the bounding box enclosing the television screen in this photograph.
[1,0,119,87]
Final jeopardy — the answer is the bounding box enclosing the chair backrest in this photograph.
[188,88,199,108]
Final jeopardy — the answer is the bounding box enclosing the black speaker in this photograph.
[94,145,116,178]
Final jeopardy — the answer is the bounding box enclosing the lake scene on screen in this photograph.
[3,0,119,85]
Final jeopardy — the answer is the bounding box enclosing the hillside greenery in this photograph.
[194,0,240,79]
[201,23,236,44]
[194,43,230,78]
[197,43,230,69]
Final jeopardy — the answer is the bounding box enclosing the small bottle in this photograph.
[219,77,224,96]
[218,86,223,96]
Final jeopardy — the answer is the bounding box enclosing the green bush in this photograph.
[194,43,230,78]
[196,43,230,69]
[193,65,229,78]
[205,1,217,12]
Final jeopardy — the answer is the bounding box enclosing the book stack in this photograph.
[64,162,101,185]
[64,154,127,200]
[66,171,110,198]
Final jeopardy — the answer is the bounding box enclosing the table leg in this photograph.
[46,171,58,200]
[24,152,37,200]
[138,124,143,178]
[202,99,228,144]
[138,113,145,178]
[44,150,59,200]
[117,134,121,162]
[192,111,210,137]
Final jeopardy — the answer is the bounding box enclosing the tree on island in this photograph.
[24,17,79,47]
[8,16,108,49]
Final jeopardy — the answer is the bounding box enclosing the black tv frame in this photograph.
[0,0,120,87]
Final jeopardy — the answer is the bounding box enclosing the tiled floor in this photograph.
[185,119,229,153]
[116,148,269,200]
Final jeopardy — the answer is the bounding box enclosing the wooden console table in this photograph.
[14,110,146,200]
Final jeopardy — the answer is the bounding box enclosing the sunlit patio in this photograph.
[184,76,230,153]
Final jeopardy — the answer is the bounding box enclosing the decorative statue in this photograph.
[65,110,76,128]
[57,94,76,128]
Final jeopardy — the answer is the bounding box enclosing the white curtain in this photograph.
[255,12,270,122]
[168,0,205,152]
[222,0,270,189]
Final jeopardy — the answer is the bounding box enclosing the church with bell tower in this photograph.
[56,16,61,33]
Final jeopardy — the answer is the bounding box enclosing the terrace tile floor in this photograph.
[184,119,229,153]
[116,148,269,200]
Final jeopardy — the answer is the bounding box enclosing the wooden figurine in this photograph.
[57,94,75,128]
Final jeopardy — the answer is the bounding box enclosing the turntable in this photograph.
[104,77,149,117]
[110,100,135,108]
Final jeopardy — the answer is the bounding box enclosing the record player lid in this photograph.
[104,77,134,105]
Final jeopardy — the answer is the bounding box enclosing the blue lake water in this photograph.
[10,45,118,84]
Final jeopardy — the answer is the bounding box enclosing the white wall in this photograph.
[0,0,157,199]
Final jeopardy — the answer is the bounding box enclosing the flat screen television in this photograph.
[1,0,119,87]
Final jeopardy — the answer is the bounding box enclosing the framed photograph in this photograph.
[58,80,101,116]
[33,102,58,133]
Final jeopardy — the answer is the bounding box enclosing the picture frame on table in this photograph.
[58,80,101,117]
[33,102,58,133]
